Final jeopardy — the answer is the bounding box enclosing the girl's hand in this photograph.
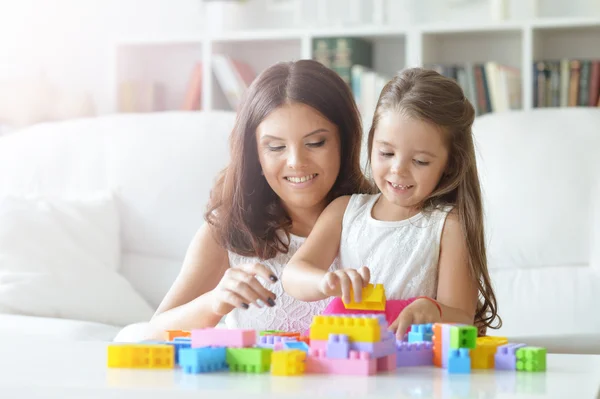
[210,263,278,316]
[389,297,442,340]
[319,266,371,304]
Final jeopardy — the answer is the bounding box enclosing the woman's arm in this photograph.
[282,196,351,301]
[145,223,276,340]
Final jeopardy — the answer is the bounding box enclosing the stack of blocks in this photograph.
[106,285,547,376]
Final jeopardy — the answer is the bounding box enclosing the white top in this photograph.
[340,194,453,300]
[225,233,339,333]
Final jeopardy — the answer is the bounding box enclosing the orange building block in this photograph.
[343,284,386,311]
[165,330,191,341]
[470,336,509,369]
[432,323,443,367]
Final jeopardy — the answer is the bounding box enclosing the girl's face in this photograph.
[371,112,449,217]
[256,102,341,215]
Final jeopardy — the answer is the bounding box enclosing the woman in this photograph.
[121,59,373,341]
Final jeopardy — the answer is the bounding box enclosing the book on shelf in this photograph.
[313,37,373,88]
[212,54,256,110]
[118,81,165,113]
[183,63,203,111]
[534,59,600,108]
[426,63,522,116]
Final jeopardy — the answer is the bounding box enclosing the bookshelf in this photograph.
[112,17,600,116]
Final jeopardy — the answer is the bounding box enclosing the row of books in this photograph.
[534,59,600,108]
[426,63,522,116]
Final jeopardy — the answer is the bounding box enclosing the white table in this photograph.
[1,340,599,399]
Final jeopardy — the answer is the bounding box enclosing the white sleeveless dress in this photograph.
[225,233,340,333]
[340,193,453,300]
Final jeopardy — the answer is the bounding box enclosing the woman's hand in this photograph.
[319,266,371,304]
[209,263,278,316]
[389,297,442,339]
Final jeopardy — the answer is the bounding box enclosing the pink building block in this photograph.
[191,328,256,348]
[376,352,397,372]
[306,348,376,375]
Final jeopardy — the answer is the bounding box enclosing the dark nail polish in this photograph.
[269,274,278,282]
[241,303,249,309]
[267,297,276,307]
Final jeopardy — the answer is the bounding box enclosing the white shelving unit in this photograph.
[112,17,600,114]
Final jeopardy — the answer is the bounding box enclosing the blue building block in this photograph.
[408,323,433,343]
[179,347,228,374]
[283,341,310,353]
[448,348,471,374]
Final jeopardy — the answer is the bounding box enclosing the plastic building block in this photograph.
[226,347,273,373]
[495,343,526,370]
[448,348,471,373]
[408,323,434,342]
[191,328,256,348]
[107,344,174,369]
[163,339,191,364]
[309,315,382,342]
[271,332,301,339]
[260,330,286,336]
[306,348,376,375]
[283,341,310,353]
[326,334,350,359]
[297,336,310,345]
[271,349,306,376]
[469,336,509,369]
[442,324,452,368]
[432,323,443,367]
[450,325,477,349]
[516,347,546,372]
[311,330,396,359]
[179,347,227,374]
[396,341,433,367]
[376,352,397,372]
[343,283,386,311]
[256,335,295,349]
[165,330,191,341]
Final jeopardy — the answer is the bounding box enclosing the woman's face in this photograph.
[256,102,341,214]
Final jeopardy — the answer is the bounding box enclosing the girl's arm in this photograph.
[282,195,355,302]
[390,211,478,337]
[435,210,479,323]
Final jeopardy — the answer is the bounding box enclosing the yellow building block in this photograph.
[343,283,386,311]
[309,315,381,342]
[107,344,175,369]
[271,349,306,376]
[470,336,509,369]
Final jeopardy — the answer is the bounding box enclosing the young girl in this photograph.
[282,67,500,338]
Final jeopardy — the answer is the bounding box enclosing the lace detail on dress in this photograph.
[224,234,340,333]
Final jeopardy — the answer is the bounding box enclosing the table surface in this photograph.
[1,340,599,399]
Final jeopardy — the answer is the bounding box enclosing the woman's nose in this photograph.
[287,148,308,169]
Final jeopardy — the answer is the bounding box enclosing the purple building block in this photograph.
[495,343,526,370]
[396,341,433,367]
[256,335,295,349]
[310,330,396,359]
[326,334,350,359]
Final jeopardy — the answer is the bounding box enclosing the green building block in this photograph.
[516,347,546,372]
[450,325,477,349]
[226,347,272,373]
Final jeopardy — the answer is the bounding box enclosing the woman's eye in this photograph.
[268,145,285,152]
[379,151,393,157]
[306,140,326,148]
[414,159,430,166]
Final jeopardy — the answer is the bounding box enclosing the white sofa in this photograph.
[0,108,598,353]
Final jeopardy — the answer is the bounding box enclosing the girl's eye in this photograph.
[306,140,326,148]
[379,151,394,157]
[268,145,285,152]
[414,159,430,166]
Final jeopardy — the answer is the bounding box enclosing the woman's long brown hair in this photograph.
[367,68,501,332]
[206,59,373,260]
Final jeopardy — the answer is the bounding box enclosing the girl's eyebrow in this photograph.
[375,141,438,158]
